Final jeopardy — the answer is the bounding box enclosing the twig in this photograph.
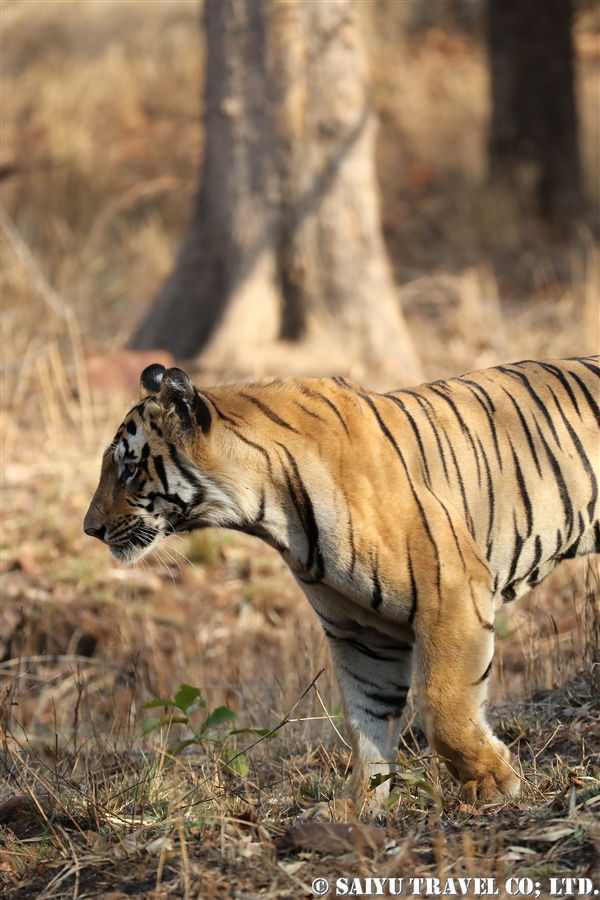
[314,686,351,750]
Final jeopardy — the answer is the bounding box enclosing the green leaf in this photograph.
[142,715,189,735]
[394,770,425,782]
[222,751,248,777]
[170,738,199,756]
[385,793,401,811]
[199,706,236,735]
[410,778,444,804]
[142,717,160,735]
[228,727,278,738]
[368,771,396,790]
[143,699,182,710]
[174,684,206,714]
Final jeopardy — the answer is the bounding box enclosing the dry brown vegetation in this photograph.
[1,2,599,897]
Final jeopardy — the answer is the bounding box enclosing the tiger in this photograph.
[84,357,600,811]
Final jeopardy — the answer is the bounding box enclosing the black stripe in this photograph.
[476,436,495,556]
[499,367,563,450]
[126,420,137,435]
[226,427,273,477]
[293,572,323,585]
[255,489,265,524]
[562,512,587,560]
[435,496,467,569]
[548,386,598,523]
[165,442,203,489]
[502,513,524,602]
[470,583,495,631]
[371,564,383,611]
[334,376,358,392]
[277,444,324,579]
[331,635,411,663]
[364,689,410,717]
[476,659,494,684]
[568,371,600,429]
[401,390,450,482]
[153,454,169,495]
[500,388,542,478]
[533,419,574,538]
[502,584,517,603]
[407,547,418,625]
[577,358,600,379]
[346,501,357,576]
[444,434,475,537]
[385,394,432,486]
[563,538,580,560]
[536,362,581,417]
[241,394,299,432]
[461,378,496,414]
[145,488,188,512]
[305,387,350,436]
[528,534,543,584]
[292,400,326,423]
[461,381,503,470]
[358,393,442,601]
[200,393,239,426]
[509,439,533,537]
[426,383,481,473]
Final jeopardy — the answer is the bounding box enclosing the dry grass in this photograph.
[1,2,599,897]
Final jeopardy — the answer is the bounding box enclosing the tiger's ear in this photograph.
[160,367,212,434]
[140,363,166,399]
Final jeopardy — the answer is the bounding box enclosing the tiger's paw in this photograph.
[438,729,521,804]
[454,741,521,804]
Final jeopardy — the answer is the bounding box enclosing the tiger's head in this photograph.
[84,364,246,563]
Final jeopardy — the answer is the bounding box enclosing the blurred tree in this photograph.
[129,0,421,384]
[487,0,587,225]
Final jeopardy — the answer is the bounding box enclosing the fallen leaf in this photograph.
[278,860,306,875]
[276,822,386,857]
[522,826,576,842]
[145,836,174,854]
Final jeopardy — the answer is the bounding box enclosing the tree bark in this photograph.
[129,0,421,386]
[487,0,587,225]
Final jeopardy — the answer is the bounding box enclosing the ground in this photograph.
[1,2,599,897]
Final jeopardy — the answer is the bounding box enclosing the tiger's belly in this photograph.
[293,578,416,647]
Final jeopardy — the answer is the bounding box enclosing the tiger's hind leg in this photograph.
[325,630,413,810]
[415,581,520,803]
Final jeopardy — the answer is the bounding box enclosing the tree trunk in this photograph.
[129,0,421,386]
[487,0,586,225]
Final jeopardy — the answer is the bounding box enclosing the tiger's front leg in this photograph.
[325,630,414,811]
[415,582,521,803]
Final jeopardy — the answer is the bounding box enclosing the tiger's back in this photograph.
[85,356,600,810]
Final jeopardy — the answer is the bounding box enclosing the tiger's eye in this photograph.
[125,463,137,477]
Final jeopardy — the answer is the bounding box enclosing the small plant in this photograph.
[369,757,445,811]
[142,683,275,776]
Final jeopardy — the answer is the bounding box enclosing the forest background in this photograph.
[1,1,599,897]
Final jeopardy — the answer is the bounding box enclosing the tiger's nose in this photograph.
[84,524,107,541]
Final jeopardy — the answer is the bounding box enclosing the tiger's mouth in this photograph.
[108,524,162,564]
